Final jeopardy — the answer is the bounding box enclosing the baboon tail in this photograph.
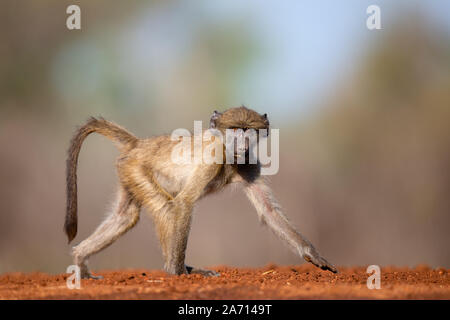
[65,117,138,243]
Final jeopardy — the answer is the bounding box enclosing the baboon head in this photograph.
[209,106,269,160]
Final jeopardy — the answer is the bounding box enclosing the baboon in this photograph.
[65,106,337,279]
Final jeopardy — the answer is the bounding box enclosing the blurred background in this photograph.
[1,0,449,274]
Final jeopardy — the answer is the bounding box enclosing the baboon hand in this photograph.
[302,245,338,273]
[185,265,220,277]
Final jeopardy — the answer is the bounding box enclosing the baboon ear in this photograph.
[210,110,222,128]
[262,113,269,137]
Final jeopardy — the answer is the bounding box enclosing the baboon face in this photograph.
[210,106,269,160]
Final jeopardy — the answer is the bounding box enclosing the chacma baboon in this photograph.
[65,106,337,278]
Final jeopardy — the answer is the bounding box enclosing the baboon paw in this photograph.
[302,248,338,274]
[81,273,104,280]
[185,265,220,277]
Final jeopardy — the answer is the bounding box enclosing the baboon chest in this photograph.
[202,165,235,196]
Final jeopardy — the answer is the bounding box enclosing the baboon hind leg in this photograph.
[71,189,141,279]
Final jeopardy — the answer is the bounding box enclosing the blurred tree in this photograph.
[0,0,149,114]
[290,13,450,266]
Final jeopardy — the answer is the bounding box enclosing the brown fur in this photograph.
[65,106,336,279]
[65,117,137,243]
[212,106,269,131]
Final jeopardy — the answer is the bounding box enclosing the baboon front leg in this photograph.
[165,201,192,275]
[139,164,221,277]
[151,202,219,277]
[71,190,140,279]
[244,178,337,273]
[169,203,218,277]
[151,201,192,275]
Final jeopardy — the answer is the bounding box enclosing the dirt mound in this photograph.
[0,265,448,299]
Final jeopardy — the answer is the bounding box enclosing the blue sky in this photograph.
[53,1,450,124]
[198,0,450,119]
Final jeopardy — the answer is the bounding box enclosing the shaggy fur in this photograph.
[65,106,336,279]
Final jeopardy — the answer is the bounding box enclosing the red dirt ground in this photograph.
[0,264,448,299]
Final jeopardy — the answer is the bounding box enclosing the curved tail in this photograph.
[65,117,137,243]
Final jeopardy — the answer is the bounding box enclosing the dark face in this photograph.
[210,106,269,162]
[228,127,255,159]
